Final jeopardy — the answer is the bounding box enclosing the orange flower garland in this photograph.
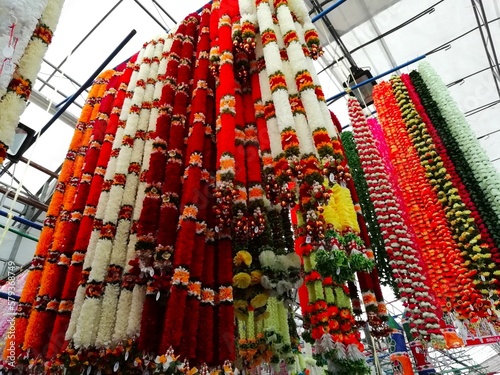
[47,57,137,357]
[373,82,480,317]
[4,75,107,360]
[23,70,113,357]
[390,76,496,314]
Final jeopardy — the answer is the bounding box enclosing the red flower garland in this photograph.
[135,20,190,353]
[160,7,212,358]
[156,13,200,354]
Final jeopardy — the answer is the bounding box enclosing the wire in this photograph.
[317,1,444,75]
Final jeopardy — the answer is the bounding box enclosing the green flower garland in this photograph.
[391,76,497,301]
[409,71,500,253]
[340,131,396,294]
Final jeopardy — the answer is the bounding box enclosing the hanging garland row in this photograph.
[2,1,390,374]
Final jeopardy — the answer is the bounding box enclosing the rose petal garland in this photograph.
[389,76,497,311]
[23,70,113,357]
[349,97,444,343]
[0,0,65,163]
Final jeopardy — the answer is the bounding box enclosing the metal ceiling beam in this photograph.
[309,0,357,67]
[152,0,177,25]
[39,0,125,92]
[471,0,500,100]
[29,90,80,127]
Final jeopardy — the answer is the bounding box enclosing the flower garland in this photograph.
[93,37,168,351]
[65,41,150,347]
[212,0,236,362]
[374,79,495,318]
[133,23,187,353]
[286,0,323,59]
[409,72,500,291]
[195,79,217,365]
[159,8,212,359]
[152,14,199,355]
[349,97,444,343]
[390,76,498,311]
[0,0,48,97]
[0,0,65,163]
[340,132,394,294]
[418,62,500,226]
[3,72,104,361]
[22,70,113,357]
[402,73,500,273]
[112,32,175,347]
[42,57,137,360]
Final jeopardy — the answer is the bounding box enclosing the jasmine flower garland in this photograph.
[67,40,153,348]
[113,32,175,346]
[0,0,48,97]
[0,0,65,163]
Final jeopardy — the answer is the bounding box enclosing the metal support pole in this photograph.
[132,0,169,31]
[471,0,500,99]
[326,55,426,103]
[311,0,347,23]
[0,209,43,230]
[17,29,137,160]
[39,0,125,92]
[152,0,177,25]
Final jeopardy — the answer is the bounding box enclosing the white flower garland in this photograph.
[0,0,48,96]
[256,0,313,155]
[419,61,500,218]
[111,31,175,344]
[254,35,282,157]
[274,1,325,146]
[66,43,148,344]
[271,6,315,156]
[293,19,337,138]
[94,36,167,349]
[0,0,65,154]
[72,39,158,349]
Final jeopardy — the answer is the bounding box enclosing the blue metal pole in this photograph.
[326,55,427,103]
[311,0,348,22]
[197,1,212,14]
[0,210,43,230]
[0,291,20,302]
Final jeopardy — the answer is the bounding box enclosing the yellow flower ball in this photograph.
[250,293,268,309]
[250,270,263,285]
[234,250,252,267]
[233,272,252,289]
